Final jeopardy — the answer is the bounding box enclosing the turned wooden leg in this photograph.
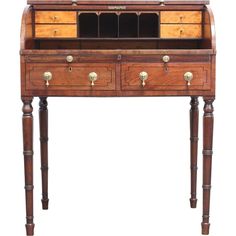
[22,97,35,236]
[201,98,214,235]
[190,97,199,208]
[39,97,49,210]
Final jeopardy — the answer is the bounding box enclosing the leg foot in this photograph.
[190,198,197,208]
[201,222,210,235]
[25,223,35,236]
[42,199,49,210]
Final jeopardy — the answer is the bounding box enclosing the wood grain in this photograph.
[26,63,116,90]
[190,96,199,208]
[121,63,210,90]
[20,7,34,50]
[35,24,77,38]
[161,11,202,23]
[202,98,214,235]
[160,24,202,38]
[22,97,35,236]
[39,97,49,210]
[35,11,76,23]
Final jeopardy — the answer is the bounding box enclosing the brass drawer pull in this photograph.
[43,72,52,87]
[139,71,148,87]
[184,72,193,86]
[162,55,170,72]
[66,55,74,63]
[88,72,98,86]
[162,55,170,63]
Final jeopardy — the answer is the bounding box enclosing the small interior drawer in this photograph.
[35,25,77,38]
[35,11,77,23]
[160,24,202,38]
[160,11,202,23]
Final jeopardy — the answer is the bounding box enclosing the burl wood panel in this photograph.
[35,11,76,23]
[160,11,202,23]
[35,24,77,38]
[121,63,210,90]
[26,63,116,90]
[160,24,202,38]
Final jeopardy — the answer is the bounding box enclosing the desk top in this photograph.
[28,0,210,5]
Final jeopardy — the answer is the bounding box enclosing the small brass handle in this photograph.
[43,72,52,87]
[66,55,74,63]
[88,72,98,86]
[162,55,170,63]
[184,72,193,86]
[139,71,148,87]
[52,16,58,21]
[53,29,58,36]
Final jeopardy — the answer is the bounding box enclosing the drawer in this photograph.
[35,11,76,23]
[26,63,116,91]
[35,25,77,38]
[121,63,210,91]
[160,24,202,38]
[160,11,202,23]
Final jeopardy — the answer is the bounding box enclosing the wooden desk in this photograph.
[20,0,216,235]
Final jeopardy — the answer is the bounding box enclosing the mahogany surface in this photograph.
[20,1,216,235]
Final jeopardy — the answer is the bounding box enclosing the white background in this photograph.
[0,1,234,235]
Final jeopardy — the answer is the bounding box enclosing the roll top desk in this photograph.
[20,0,216,235]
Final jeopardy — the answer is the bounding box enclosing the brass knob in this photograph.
[52,16,58,21]
[139,71,148,87]
[180,16,184,22]
[88,72,98,86]
[43,72,52,87]
[66,55,74,63]
[184,72,193,86]
[162,55,170,63]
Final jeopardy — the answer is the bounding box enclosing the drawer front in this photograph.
[160,24,202,38]
[26,63,116,91]
[160,11,202,23]
[35,11,76,23]
[35,25,77,38]
[121,63,210,91]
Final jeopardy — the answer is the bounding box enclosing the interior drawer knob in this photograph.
[53,29,58,36]
[184,72,193,86]
[43,72,53,87]
[88,72,98,86]
[139,71,148,87]
[51,16,58,22]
